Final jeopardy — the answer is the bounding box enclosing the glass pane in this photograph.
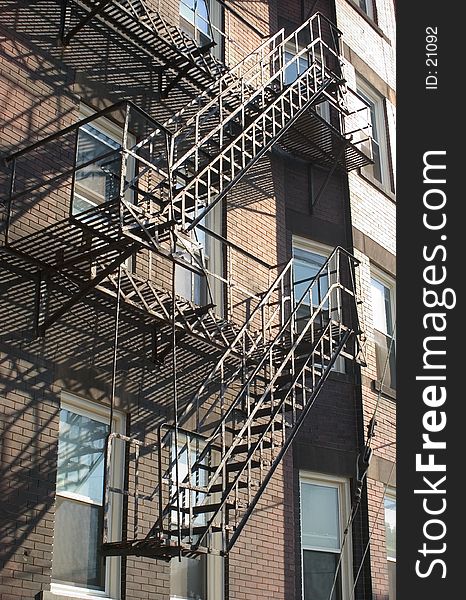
[56,408,108,504]
[73,124,121,213]
[371,277,392,335]
[384,497,396,559]
[52,496,105,590]
[293,248,327,307]
[371,141,383,182]
[171,554,207,600]
[303,550,341,600]
[388,559,396,600]
[284,49,309,85]
[171,439,207,527]
[301,482,340,550]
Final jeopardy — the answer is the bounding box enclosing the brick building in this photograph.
[0,1,395,600]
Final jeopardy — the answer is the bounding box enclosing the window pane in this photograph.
[171,439,207,527]
[52,496,105,590]
[303,550,341,600]
[56,408,108,504]
[301,483,340,550]
[374,329,396,388]
[293,248,327,307]
[284,49,309,85]
[358,87,383,182]
[384,497,396,560]
[171,555,207,600]
[371,277,392,335]
[74,124,121,212]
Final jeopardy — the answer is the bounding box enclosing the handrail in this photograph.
[159,248,361,531]
[175,247,359,436]
[169,12,342,174]
[4,99,170,162]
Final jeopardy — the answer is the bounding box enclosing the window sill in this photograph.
[372,379,396,401]
[358,169,396,203]
[345,1,391,45]
[39,589,115,600]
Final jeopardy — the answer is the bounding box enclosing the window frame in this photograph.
[51,392,124,600]
[292,236,345,374]
[384,489,396,599]
[356,77,392,192]
[299,472,353,600]
[175,201,224,315]
[179,0,224,60]
[73,104,135,217]
[370,266,396,390]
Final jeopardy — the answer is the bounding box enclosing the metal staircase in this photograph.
[101,247,363,559]
[118,12,373,238]
[1,7,370,562]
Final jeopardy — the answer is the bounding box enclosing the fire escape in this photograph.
[1,1,373,561]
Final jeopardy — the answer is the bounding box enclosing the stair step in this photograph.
[171,502,236,515]
[230,439,275,455]
[226,459,264,472]
[209,480,252,494]
[253,403,302,418]
[167,525,224,537]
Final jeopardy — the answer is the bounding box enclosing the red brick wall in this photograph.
[0,2,373,600]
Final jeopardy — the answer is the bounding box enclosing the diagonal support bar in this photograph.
[61,0,115,45]
[36,245,135,336]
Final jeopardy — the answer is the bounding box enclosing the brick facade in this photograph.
[0,1,395,599]
[335,1,397,599]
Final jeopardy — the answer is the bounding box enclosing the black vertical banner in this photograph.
[398,2,461,597]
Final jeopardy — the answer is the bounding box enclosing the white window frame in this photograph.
[51,392,124,600]
[300,472,353,600]
[370,265,396,389]
[175,202,224,315]
[179,0,224,60]
[73,104,135,215]
[384,488,396,562]
[292,236,345,373]
[356,77,391,189]
[384,489,396,599]
[370,266,395,337]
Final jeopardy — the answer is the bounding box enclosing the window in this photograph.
[175,203,224,314]
[384,493,396,599]
[371,269,396,390]
[179,0,224,59]
[300,473,352,600]
[357,0,375,21]
[170,435,223,600]
[284,43,309,85]
[73,106,134,216]
[292,238,344,373]
[356,78,391,189]
[51,394,123,598]
[73,106,134,270]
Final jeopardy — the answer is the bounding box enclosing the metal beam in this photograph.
[36,245,135,336]
[61,0,115,45]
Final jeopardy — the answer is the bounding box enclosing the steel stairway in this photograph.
[1,7,369,562]
[116,11,373,242]
[101,247,363,559]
